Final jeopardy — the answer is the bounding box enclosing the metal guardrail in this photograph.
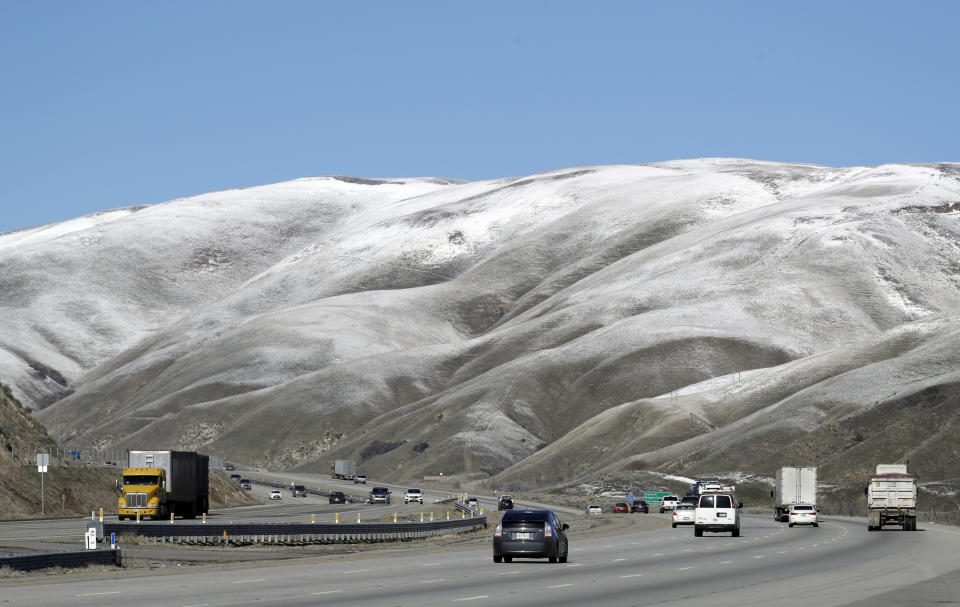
[89,509,487,545]
[0,548,122,572]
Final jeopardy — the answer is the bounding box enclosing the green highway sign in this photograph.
[644,491,673,504]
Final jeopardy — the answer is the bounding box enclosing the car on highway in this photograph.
[498,495,514,510]
[404,488,424,504]
[239,478,252,490]
[659,496,680,512]
[465,497,479,509]
[269,489,282,500]
[613,502,629,513]
[224,464,235,471]
[369,486,391,504]
[229,474,242,482]
[291,484,307,497]
[354,474,367,484]
[694,491,741,537]
[788,504,819,527]
[679,495,698,507]
[494,509,569,563]
[631,500,649,513]
[672,503,696,527]
[328,491,347,504]
[585,504,602,515]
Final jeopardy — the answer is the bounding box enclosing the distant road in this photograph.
[3,512,959,606]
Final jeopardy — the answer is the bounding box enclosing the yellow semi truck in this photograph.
[118,450,209,520]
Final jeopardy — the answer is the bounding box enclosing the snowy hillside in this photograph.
[3,160,959,484]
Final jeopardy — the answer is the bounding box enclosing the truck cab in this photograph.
[118,467,166,520]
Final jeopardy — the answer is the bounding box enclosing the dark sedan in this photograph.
[493,509,569,563]
[631,500,649,513]
[328,491,347,504]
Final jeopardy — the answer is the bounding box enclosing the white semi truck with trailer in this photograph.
[774,466,817,522]
[332,459,356,481]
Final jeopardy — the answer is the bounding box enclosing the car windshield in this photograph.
[699,495,715,508]
[795,505,814,511]
[677,504,694,510]
[124,475,159,485]
[408,489,421,493]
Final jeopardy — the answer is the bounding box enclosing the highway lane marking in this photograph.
[653,553,665,556]
[719,561,732,564]
[753,556,765,559]
[566,563,584,567]
[183,604,209,607]
[548,584,573,588]
[232,579,266,583]
[621,573,643,578]
[454,596,489,601]
[613,558,627,562]
[778,551,786,554]
[419,579,446,583]
[499,571,522,575]
[76,592,121,596]
[344,569,369,573]
[311,590,343,595]
[676,567,693,571]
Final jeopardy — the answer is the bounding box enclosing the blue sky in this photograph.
[2,1,958,233]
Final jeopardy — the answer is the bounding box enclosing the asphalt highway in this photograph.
[3,512,959,606]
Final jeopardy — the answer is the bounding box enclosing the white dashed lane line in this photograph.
[310,590,342,596]
[621,574,644,578]
[454,596,489,602]
[548,584,573,589]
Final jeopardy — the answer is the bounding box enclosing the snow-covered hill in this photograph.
[3,160,959,484]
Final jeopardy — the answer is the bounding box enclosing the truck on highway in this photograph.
[117,450,209,520]
[332,459,356,480]
[774,466,817,522]
[866,464,917,531]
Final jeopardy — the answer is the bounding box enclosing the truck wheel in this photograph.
[732,527,740,537]
[672,523,677,528]
[789,523,794,528]
[694,526,703,537]
[493,556,502,563]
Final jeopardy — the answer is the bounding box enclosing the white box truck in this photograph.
[866,464,917,531]
[774,466,817,522]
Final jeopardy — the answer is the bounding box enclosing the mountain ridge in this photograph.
[2,159,958,485]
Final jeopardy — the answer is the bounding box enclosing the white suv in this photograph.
[694,492,740,537]
[404,488,424,504]
[268,489,282,500]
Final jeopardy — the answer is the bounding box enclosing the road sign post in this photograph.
[36,453,49,515]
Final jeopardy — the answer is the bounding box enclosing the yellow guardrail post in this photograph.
[170,512,174,523]
[202,513,206,524]
[335,512,339,524]
[312,513,315,524]
[420,512,424,522]
[357,513,361,523]
[393,512,397,522]
[430,512,434,521]
[136,510,140,523]
[99,508,103,522]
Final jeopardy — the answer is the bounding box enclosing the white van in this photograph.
[694,492,741,537]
